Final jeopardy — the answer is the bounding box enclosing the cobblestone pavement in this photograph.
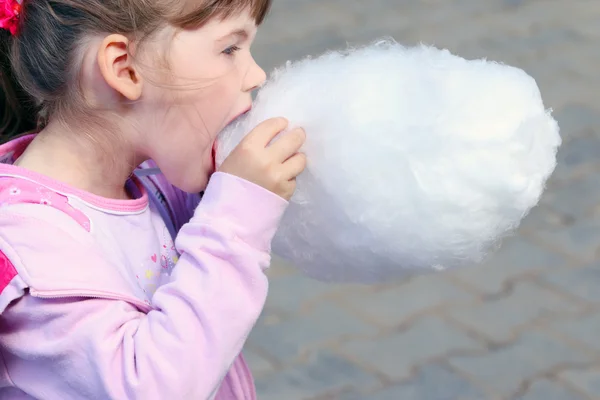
[242,1,600,399]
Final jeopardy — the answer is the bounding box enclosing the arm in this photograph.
[0,172,287,399]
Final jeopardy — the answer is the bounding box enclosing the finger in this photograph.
[281,152,307,180]
[281,179,297,200]
[242,117,289,148]
[269,128,306,163]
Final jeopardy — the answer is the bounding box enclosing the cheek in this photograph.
[179,85,236,135]
[141,67,241,190]
[171,113,215,159]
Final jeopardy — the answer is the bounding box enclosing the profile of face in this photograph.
[134,8,267,193]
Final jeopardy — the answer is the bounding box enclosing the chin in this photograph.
[179,176,210,194]
[161,166,210,194]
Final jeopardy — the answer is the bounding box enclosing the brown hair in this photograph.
[0,0,271,141]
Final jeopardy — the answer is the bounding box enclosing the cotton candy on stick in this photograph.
[215,39,561,283]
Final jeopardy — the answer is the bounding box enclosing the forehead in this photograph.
[202,9,258,39]
[178,0,271,27]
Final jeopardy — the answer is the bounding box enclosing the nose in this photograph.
[243,55,267,92]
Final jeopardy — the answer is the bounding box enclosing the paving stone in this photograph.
[542,263,600,303]
[338,364,485,400]
[560,368,600,398]
[540,174,600,221]
[557,131,600,167]
[516,379,588,400]
[447,281,580,342]
[266,255,298,277]
[549,313,600,352]
[449,332,592,397]
[244,0,600,397]
[532,212,600,262]
[481,28,586,57]
[264,272,333,314]
[551,133,600,183]
[243,348,276,376]
[538,79,595,115]
[518,203,572,234]
[338,274,473,327]
[339,317,483,380]
[254,350,377,400]
[248,302,378,362]
[450,236,566,295]
[259,0,360,44]
[552,103,600,142]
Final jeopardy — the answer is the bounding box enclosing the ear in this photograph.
[97,34,143,101]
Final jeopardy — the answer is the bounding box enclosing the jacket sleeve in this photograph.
[0,172,288,400]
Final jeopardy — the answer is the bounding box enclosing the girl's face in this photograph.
[138,8,266,193]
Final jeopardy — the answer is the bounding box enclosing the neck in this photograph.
[14,121,140,200]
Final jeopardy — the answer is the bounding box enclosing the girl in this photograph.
[0,0,307,399]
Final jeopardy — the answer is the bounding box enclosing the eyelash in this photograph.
[223,45,241,56]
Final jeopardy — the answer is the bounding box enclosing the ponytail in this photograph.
[0,29,36,143]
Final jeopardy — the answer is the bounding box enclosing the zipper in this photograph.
[29,288,153,313]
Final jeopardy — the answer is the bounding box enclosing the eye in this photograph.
[223,45,241,56]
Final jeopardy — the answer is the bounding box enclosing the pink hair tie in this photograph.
[0,0,22,36]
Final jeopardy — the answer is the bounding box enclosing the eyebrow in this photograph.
[218,29,249,41]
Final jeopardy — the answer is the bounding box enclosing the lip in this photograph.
[211,141,218,172]
[229,106,252,126]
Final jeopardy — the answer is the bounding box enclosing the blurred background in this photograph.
[243,1,599,399]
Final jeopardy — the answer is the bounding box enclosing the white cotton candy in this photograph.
[215,39,561,283]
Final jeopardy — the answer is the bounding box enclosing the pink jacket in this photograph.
[0,135,287,399]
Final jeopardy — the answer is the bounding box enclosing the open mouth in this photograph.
[228,107,252,126]
[211,141,218,172]
[212,107,252,172]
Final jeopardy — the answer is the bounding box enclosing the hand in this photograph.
[219,117,306,200]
